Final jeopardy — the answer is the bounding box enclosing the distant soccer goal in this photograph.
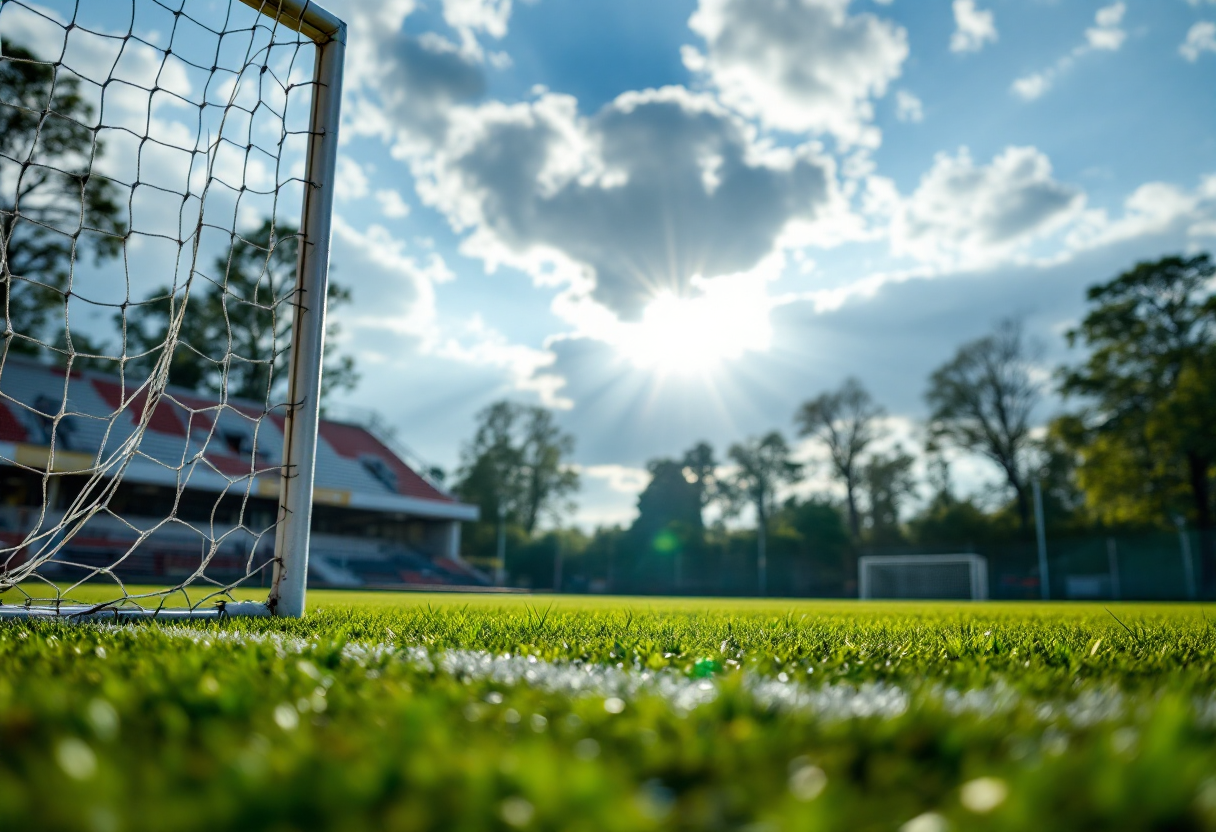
[858,554,989,601]
[0,0,345,619]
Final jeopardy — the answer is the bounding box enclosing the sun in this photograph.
[616,286,772,375]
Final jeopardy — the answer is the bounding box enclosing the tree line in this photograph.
[454,253,1216,599]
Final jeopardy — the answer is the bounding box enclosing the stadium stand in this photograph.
[0,356,484,590]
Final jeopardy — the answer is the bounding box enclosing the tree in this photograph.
[625,457,704,590]
[453,401,580,540]
[860,446,916,544]
[122,219,357,405]
[518,405,580,534]
[1059,253,1216,591]
[1,38,125,356]
[795,378,884,539]
[680,440,722,515]
[925,318,1042,530]
[726,431,803,595]
[775,496,852,589]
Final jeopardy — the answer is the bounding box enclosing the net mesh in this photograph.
[0,0,332,614]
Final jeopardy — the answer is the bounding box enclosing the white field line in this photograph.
[85,625,1213,727]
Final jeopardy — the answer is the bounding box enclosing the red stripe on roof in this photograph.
[91,379,187,437]
[317,421,453,503]
[0,400,29,443]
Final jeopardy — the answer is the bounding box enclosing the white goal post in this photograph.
[0,0,345,619]
[858,554,989,601]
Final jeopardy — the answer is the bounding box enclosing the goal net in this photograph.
[858,554,989,601]
[0,0,345,618]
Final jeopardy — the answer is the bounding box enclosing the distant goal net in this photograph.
[0,0,345,618]
[858,554,989,601]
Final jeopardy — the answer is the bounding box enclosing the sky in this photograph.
[4,0,1216,529]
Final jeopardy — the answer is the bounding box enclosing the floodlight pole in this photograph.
[1106,537,1121,600]
[1032,479,1050,601]
[268,5,346,618]
[495,503,507,587]
[1175,515,1198,600]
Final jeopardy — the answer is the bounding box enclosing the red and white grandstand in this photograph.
[0,356,484,591]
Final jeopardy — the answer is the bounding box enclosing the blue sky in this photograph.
[5,0,1216,528]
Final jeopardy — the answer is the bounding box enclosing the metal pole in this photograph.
[1033,479,1050,601]
[757,517,767,596]
[268,19,345,618]
[495,504,507,586]
[1175,515,1197,600]
[1106,537,1121,600]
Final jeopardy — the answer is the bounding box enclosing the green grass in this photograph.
[2,592,1215,831]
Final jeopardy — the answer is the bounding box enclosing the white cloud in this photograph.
[683,0,908,146]
[1065,176,1216,250]
[1011,72,1051,101]
[413,86,847,320]
[950,1,997,54]
[375,189,412,218]
[579,464,651,495]
[891,146,1085,269]
[894,90,924,123]
[332,215,455,345]
[340,0,418,89]
[443,0,513,40]
[1085,3,1127,51]
[1180,21,1216,61]
[336,155,371,201]
[1012,3,1127,100]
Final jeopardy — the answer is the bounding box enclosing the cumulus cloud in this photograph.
[579,464,651,494]
[950,1,997,54]
[414,86,844,319]
[1011,73,1051,101]
[1180,21,1216,61]
[682,0,908,147]
[375,189,412,218]
[443,0,513,40]
[1066,175,1216,250]
[327,217,571,406]
[894,90,924,123]
[336,155,371,201]
[1012,3,1127,100]
[1085,3,1127,51]
[890,146,1085,269]
[375,33,487,148]
[331,216,454,347]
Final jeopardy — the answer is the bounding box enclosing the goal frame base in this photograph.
[0,601,272,622]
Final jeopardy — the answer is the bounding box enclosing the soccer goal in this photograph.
[858,554,989,601]
[0,0,345,619]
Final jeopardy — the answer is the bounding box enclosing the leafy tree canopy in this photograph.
[795,377,884,539]
[1059,253,1216,532]
[1,38,125,357]
[121,219,357,406]
[925,317,1042,529]
[453,401,579,537]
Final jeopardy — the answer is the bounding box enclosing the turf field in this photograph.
[1,593,1215,831]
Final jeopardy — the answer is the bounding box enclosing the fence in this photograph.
[547,528,1210,600]
[861,530,1205,602]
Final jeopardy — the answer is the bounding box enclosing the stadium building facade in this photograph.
[0,356,483,590]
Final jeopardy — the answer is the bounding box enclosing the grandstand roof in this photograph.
[0,356,477,522]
